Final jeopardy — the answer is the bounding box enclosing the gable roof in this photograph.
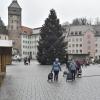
[21,26,32,35]
[8,0,21,9]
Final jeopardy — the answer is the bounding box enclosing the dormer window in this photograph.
[79,31,82,35]
[75,32,77,35]
[71,32,74,35]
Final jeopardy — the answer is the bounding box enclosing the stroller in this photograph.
[77,68,82,77]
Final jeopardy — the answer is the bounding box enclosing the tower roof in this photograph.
[8,0,21,8]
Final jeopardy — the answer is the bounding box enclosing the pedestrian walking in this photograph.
[69,60,77,80]
[24,57,28,65]
[28,57,31,65]
[76,60,81,77]
[52,58,61,81]
[64,54,68,68]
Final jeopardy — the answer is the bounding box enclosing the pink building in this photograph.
[83,30,95,58]
[63,25,100,59]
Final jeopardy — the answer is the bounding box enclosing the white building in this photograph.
[32,27,40,59]
[21,26,33,59]
[21,26,40,59]
[63,24,100,59]
[20,24,100,60]
[0,34,8,40]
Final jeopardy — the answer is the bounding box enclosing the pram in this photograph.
[77,68,82,77]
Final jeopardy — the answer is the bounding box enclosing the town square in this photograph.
[1,0,100,100]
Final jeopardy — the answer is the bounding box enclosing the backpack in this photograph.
[53,62,60,71]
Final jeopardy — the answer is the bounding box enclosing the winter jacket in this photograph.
[70,62,77,71]
[52,61,61,71]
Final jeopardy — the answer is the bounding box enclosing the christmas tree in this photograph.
[37,9,67,65]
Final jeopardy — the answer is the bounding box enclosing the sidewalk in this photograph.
[0,61,100,100]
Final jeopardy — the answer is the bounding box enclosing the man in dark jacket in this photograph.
[69,60,77,80]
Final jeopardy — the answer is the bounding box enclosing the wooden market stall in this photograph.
[0,40,12,83]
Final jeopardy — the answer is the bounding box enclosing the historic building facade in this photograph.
[32,28,40,59]
[20,24,100,60]
[7,0,100,60]
[21,27,40,59]
[63,24,100,59]
[8,0,22,55]
[21,26,33,59]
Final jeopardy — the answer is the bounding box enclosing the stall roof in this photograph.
[0,40,12,47]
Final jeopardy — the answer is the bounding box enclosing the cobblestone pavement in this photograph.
[0,61,100,100]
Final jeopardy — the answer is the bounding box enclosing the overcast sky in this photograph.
[0,0,100,28]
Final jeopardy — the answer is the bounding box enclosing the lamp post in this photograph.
[65,25,70,61]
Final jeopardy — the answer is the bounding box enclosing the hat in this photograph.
[55,58,59,62]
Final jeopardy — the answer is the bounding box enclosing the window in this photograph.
[72,38,74,41]
[95,44,98,47]
[75,32,77,35]
[80,44,82,47]
[80,38,82,41]
[72,44,75,47]
[71,32,74,35]
[80,50,82,53]
[76,44,78,47]
[76,50,78,53]
[72,50,75,53]
[69,44,71,47]
[96,49,98,53]
[79,31,82,35]
[17,26,18,29]
[11,26,13,30]
[23,51,25,54]
[76,38,78,41]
